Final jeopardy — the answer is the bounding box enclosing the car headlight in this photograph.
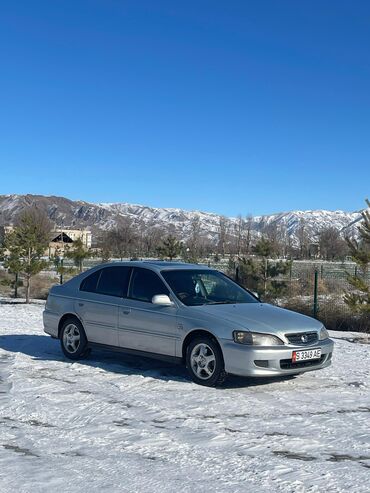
[319,327,329,340]
[233,331,284,346]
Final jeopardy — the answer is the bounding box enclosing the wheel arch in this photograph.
[58,313,83,339]
[181,329,223,363]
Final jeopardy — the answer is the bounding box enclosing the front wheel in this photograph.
[60,318,89,360]
[186,337,227,387]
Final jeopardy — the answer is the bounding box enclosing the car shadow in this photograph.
[0,333,296,388]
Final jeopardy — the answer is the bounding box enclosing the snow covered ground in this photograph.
[0,300,369,493]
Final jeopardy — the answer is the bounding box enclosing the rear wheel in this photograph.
[186,336,227,387]
[60,318,89,360]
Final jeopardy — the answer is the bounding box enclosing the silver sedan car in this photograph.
[43,261,334,386]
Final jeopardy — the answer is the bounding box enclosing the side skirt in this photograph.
[88,342,183,365]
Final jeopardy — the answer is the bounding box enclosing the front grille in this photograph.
[280,355,325,370]
[285,331,318,346]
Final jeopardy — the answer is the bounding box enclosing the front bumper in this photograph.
[220,338,334,377]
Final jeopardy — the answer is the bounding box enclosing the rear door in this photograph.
[75,266,131,346]
[118,267,178,356]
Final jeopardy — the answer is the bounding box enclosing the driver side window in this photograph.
[129,268,169,303]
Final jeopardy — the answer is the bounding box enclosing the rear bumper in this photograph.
[43,309,59,338]
[220,338,334,377]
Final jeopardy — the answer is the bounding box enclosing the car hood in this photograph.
[190,303,322,334]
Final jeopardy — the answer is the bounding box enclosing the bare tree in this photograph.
[231,215,245,256]
[101,218,137,260]
[243,215,253,255]
[262,222,285,257]
[319,227,348,260]
[217,216,226,255]
[296,220,310,259]
[140,224,166,257]
[185,215,201,261]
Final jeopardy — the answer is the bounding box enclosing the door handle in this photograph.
[122,308,131,315]
[78,302,84,307]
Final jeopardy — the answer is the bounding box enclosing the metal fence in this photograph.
[211,259,369,332]
[1,258,369,332]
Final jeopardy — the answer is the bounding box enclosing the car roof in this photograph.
[93,260,213,272]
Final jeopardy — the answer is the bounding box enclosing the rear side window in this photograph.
[80,270,101,293]
[129,268,169,303]
[80,266,131,298]
[96,266,131,297]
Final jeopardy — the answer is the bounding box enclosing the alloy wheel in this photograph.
[63,323,81,354]
[190,343,216,380]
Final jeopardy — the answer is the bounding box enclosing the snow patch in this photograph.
[0,301,369,491]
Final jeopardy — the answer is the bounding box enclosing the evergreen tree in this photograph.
[252,238,274,294]
[345,199,370,314]
[157,235,182,261]
[252,237,274,258]
[238,238,291,297]
[50,247,70,283]
[4,208,51,303]
[3,240,23,298]
[65,238,91,272]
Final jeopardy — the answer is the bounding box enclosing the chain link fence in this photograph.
[214,259,370,332]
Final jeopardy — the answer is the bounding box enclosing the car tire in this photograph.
[186,336,227,387]
[60,317,89,360]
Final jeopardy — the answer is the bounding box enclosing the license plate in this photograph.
[292,348,321,362]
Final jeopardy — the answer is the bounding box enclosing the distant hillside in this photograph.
[0,194,363,245]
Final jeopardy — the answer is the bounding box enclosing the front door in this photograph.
[118,267,179,356]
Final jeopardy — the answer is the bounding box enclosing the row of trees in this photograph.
[57,201,370,316]
[97,216,212,262]
[96,215,351,263]
[0,201,368,314]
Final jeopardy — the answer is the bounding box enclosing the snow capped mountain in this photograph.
[253,209,361,240]
[98,202,362,239]
[0,194,364,244]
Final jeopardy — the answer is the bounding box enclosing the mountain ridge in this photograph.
[0,194,364,245]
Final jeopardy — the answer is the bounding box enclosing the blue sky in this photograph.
[0,0,369,216]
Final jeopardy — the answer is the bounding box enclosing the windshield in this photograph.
[161,269,259,306]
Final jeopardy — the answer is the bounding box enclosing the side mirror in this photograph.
[152,294,174,306]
